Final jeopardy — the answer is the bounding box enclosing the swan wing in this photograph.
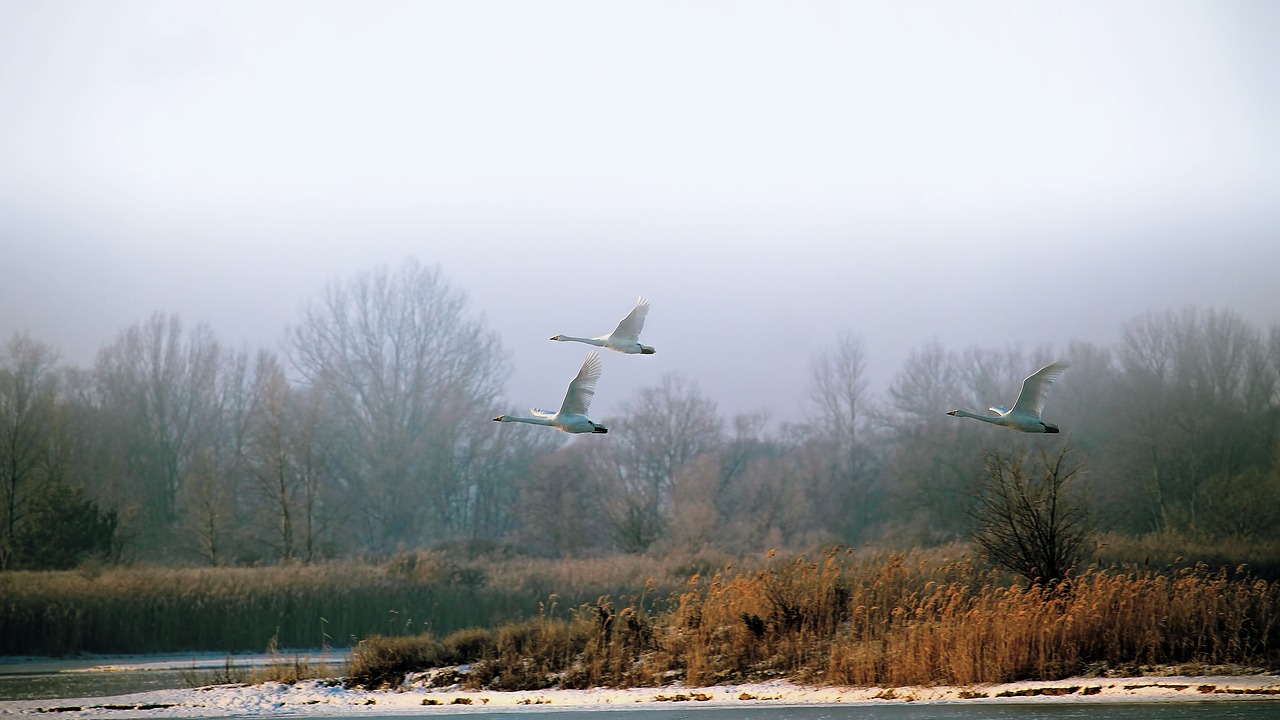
[609,296,650,343]
[530,407,556,418]
[559,351,604,417]
[1010,362,1069,418]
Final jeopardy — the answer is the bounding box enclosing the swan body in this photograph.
[493,351,609,434]
[947,361,1069,433]
[551,296,655,354]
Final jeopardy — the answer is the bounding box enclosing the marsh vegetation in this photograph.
[5,543,1279,691]
[4,262,1280,694]
[342,548,1280,690]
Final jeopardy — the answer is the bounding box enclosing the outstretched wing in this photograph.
[609,296,650,343]
[530,407,556,418]
[1010,362,1069,418]
[559,351,604,417]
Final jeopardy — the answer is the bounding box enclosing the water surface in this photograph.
[3,657,1275,719]
[0,651,341,701]
[382,703,1280,720]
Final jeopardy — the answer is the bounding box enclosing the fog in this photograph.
[2,1,1278,423]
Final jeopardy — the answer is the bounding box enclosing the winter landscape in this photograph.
[3,2,1280,718]
[3,652,1279,718]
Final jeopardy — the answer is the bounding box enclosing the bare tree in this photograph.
[289,383,340,560]
[176,345,254,565]
[880,342,978,541]
[705,412,784,548]
[596,373,722,553]
[800,333,882,541]
[957,346,1033,414]
[968,443,1090,586]
[808,333,869,478]
[243,367,343,561]
[716,452,790,551]
[666,453,723,551]
[452,418,558,547]
[0,333,60,568]
[1110,307,1274,533]
[1270,322,1280,406]
[769,428,849,547]
[588,438,662,554]
[244,350,303,560]
[93,313,223,539]
[182,449,233,565]
[515,440,606,556]
[887,340,959,421]
[289,260,507,551]
[1200,465,1280,542]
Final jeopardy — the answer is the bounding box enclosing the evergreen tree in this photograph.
[15,481,117,569]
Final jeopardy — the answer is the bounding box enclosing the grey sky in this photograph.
[2,1,1277,424]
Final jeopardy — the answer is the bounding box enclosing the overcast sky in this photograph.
[2,1,1277,424]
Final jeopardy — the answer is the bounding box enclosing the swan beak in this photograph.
[946,410,958,416]
[592,425,609,434]
[492,416,504,422]
[549,335,561,341]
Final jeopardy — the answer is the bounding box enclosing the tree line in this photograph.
[2,259,1278,569]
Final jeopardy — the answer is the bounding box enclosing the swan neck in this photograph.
[502,415,554,426]
[955,410,1000,424]
[556,335,605,346]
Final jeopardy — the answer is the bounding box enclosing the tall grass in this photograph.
[0,553,688,656]
[1093,532,1280,580]
[349,548,1280,690]
[680,551,1278,687]
[8,542,1279,691]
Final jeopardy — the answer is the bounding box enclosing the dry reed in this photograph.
[2,562,440,654]
[0,555,661,656]
[347,548,1280,690]
[9,545,1279,692]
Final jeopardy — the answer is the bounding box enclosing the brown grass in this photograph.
[1093,532,1280,580]
[0,548,752,657]
[0,554,677,656]
[694,551,1278,687]
[8,543,1279,691]
[348,548,1280,690]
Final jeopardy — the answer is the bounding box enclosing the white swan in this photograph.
[493,351,609,434]
[551,296,655,354]
[947,362,1069,433]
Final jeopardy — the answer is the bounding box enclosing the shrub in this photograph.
[348,634,447,689]
[14,481,117,570]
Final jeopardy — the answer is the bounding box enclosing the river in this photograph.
[1,656,1276,719]
[0,651,340,702]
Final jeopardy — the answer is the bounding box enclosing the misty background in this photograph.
[3,2,1280,574]
[3,1,1278,424]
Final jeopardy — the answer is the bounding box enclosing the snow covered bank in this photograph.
[4,675,1278,717]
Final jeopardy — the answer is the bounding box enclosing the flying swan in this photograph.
[493,351,609,434]
[550,296,655,354]
[947,361,1069,433]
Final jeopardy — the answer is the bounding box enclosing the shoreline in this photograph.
[4,674,1279,717]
